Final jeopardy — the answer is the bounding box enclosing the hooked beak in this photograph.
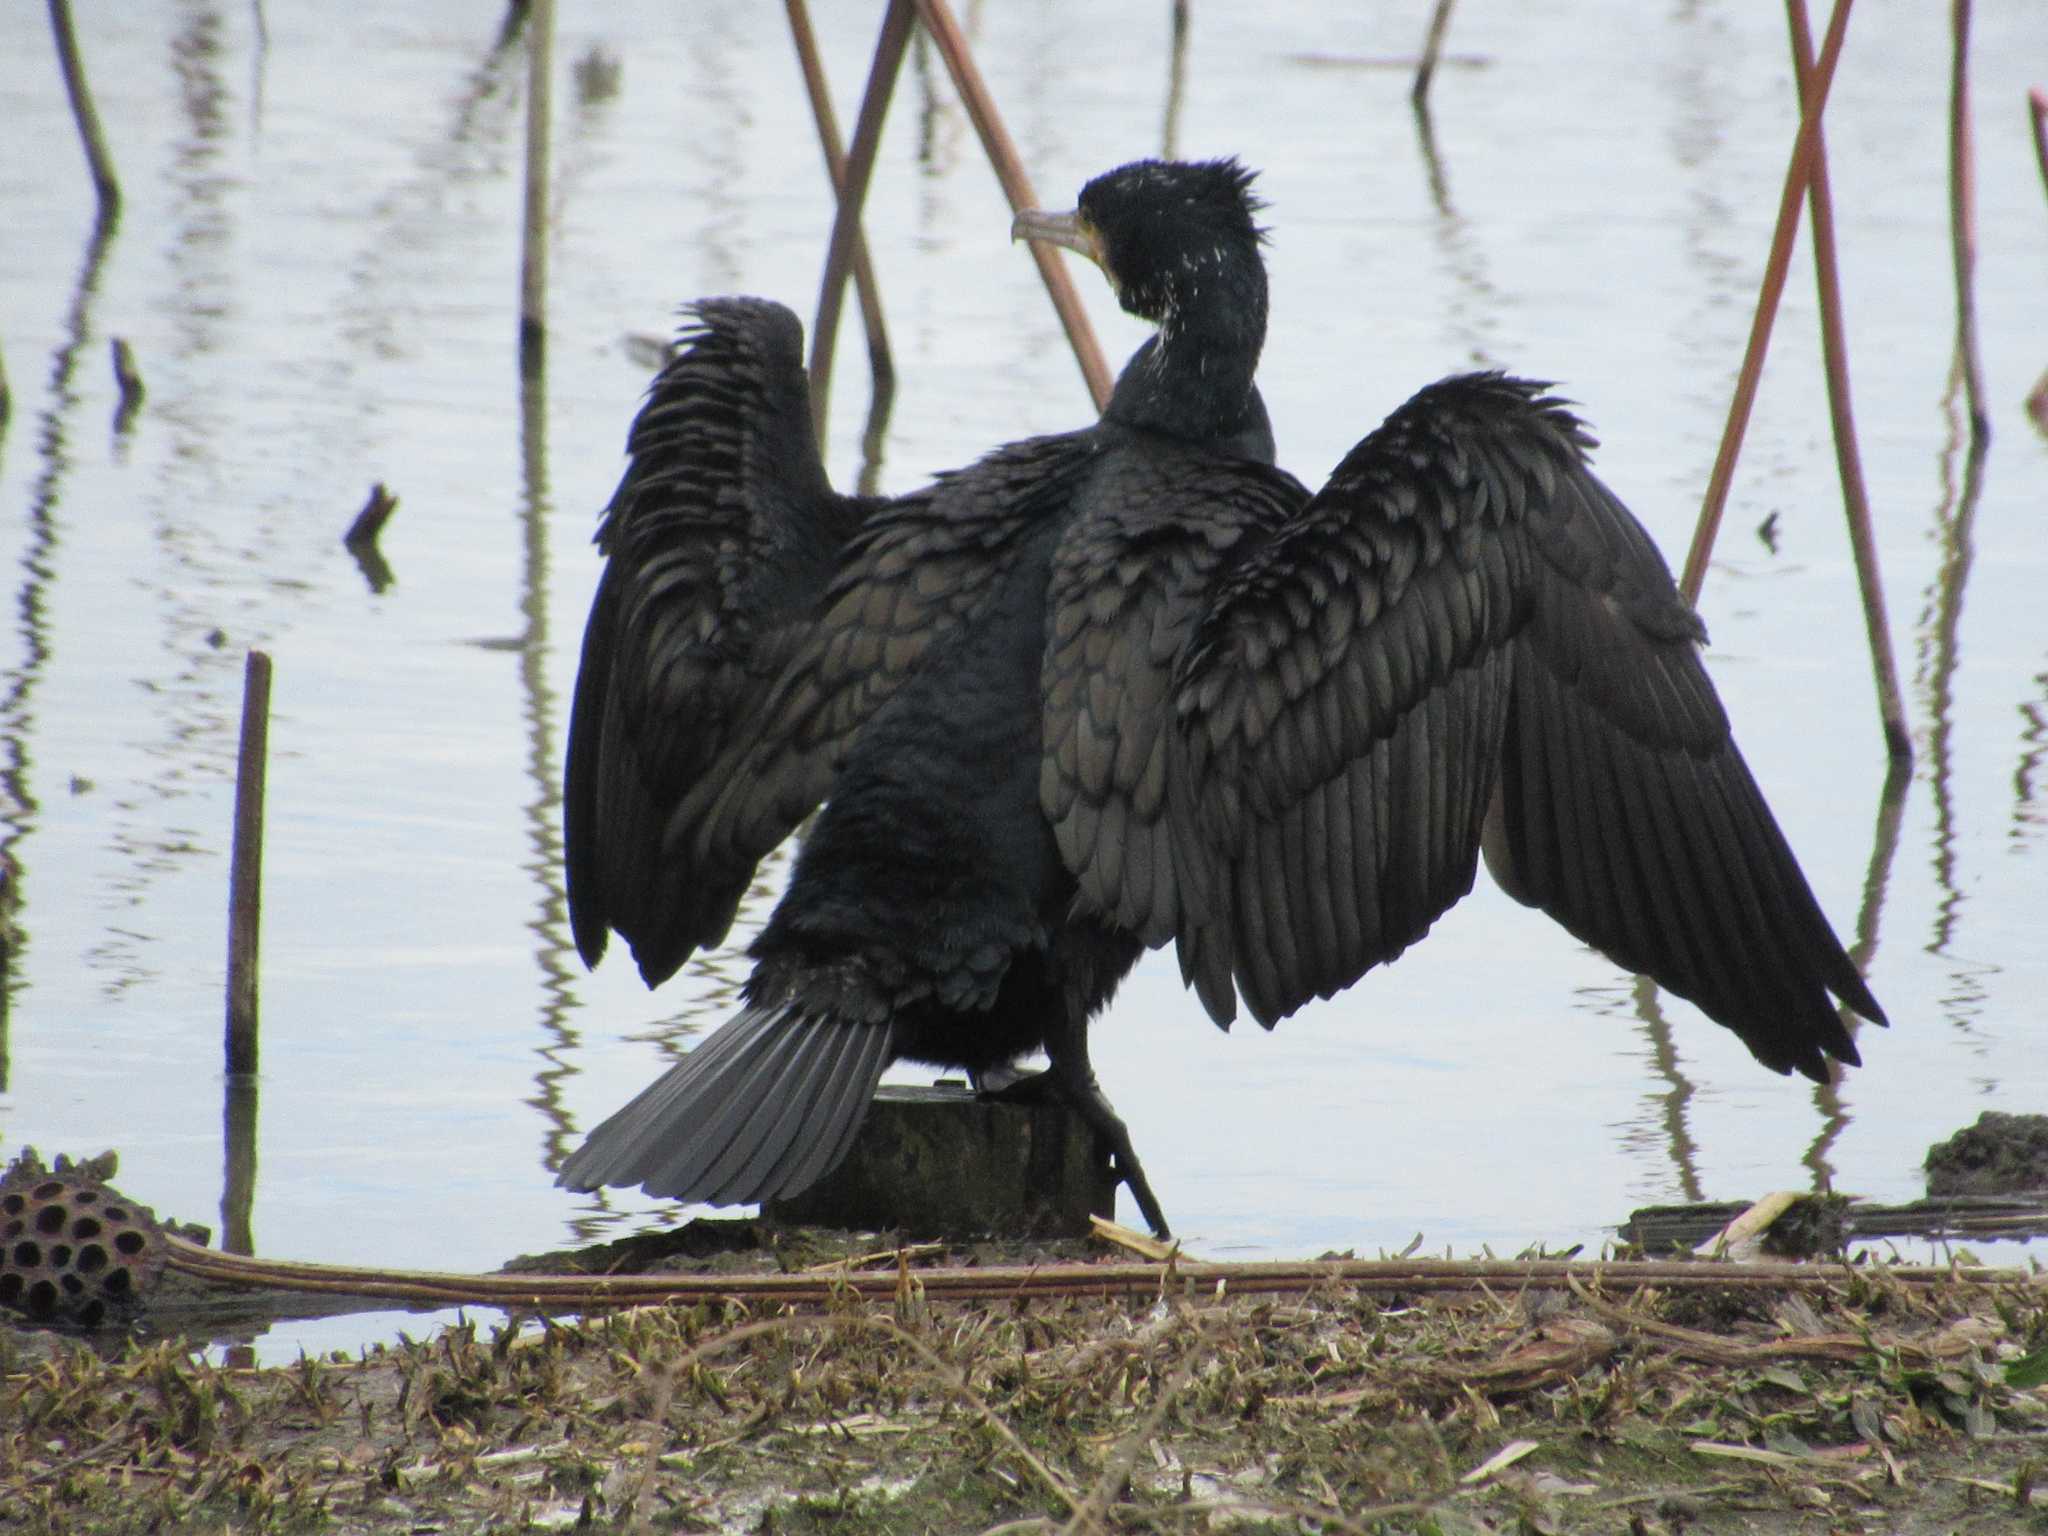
[1010,207,1105,270]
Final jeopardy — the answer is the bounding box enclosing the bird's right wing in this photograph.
[564,298,867,986]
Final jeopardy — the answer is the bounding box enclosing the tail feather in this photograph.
[559,1002,894,1207]
[693,1012,864,1202]
[763,1023,888,1198]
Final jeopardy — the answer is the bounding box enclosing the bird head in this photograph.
[1012,158,1268,328]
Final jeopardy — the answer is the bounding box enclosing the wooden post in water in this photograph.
[222,1074,258,1257]
[225,650,271,1076]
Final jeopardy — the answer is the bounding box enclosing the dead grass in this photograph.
[7,1250,2048,1534]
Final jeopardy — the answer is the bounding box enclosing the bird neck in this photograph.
[1104,261,1268,447]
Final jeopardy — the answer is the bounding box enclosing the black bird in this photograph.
[559,158,1884,1237]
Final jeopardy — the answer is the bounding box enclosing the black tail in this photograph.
[559,1002,895,1206]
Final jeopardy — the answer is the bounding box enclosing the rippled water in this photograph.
[1,2,2044,1361]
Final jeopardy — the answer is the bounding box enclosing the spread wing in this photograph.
[564,298,870,985]
[1482,391,1882,1079]
[1051,373,1881,1080]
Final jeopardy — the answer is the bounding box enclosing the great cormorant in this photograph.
[559,158,1884,1237]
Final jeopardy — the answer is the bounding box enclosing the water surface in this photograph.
[1,2,2044,1360]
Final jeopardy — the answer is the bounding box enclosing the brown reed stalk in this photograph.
[808,0,916,442]
[1784,0,1912,764]
[787,0,895,396]
[1680,0,1856,603]
[225,651,272,1076]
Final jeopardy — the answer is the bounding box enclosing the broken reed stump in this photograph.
[763,1083,1116,1240]
[343,483,398,592]
[225,650,271,1076]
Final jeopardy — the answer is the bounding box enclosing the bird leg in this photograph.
[979,1035,1171,1239]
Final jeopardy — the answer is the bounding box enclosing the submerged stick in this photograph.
[1784,0,1911,765]
[225,650,272,1077]
[47,0,120,219]
[1680,0,1856,602]
[343,482,398,551]
[517,0,553,376]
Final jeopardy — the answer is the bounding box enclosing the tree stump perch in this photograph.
[763,1084,1116,1239]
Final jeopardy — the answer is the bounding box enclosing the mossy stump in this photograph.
[763,1084,1116,1239]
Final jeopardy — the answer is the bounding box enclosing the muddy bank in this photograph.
[6,1237,2048,1534]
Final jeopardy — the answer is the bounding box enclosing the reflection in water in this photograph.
[341,36,522,370]
[553,35,622,255]
[682,6,749,299]
[1914,369,1992,1046]
[1628,973,1704,1204]
[246,0,269,133]
[513,361,582,1178]
[1409,101,1503,370]
[1803,763,1910,1188]
[1662,5,1748,436]
[0,210,122,1089]
[2018,676,2047,848]
[75,6,246,1005]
